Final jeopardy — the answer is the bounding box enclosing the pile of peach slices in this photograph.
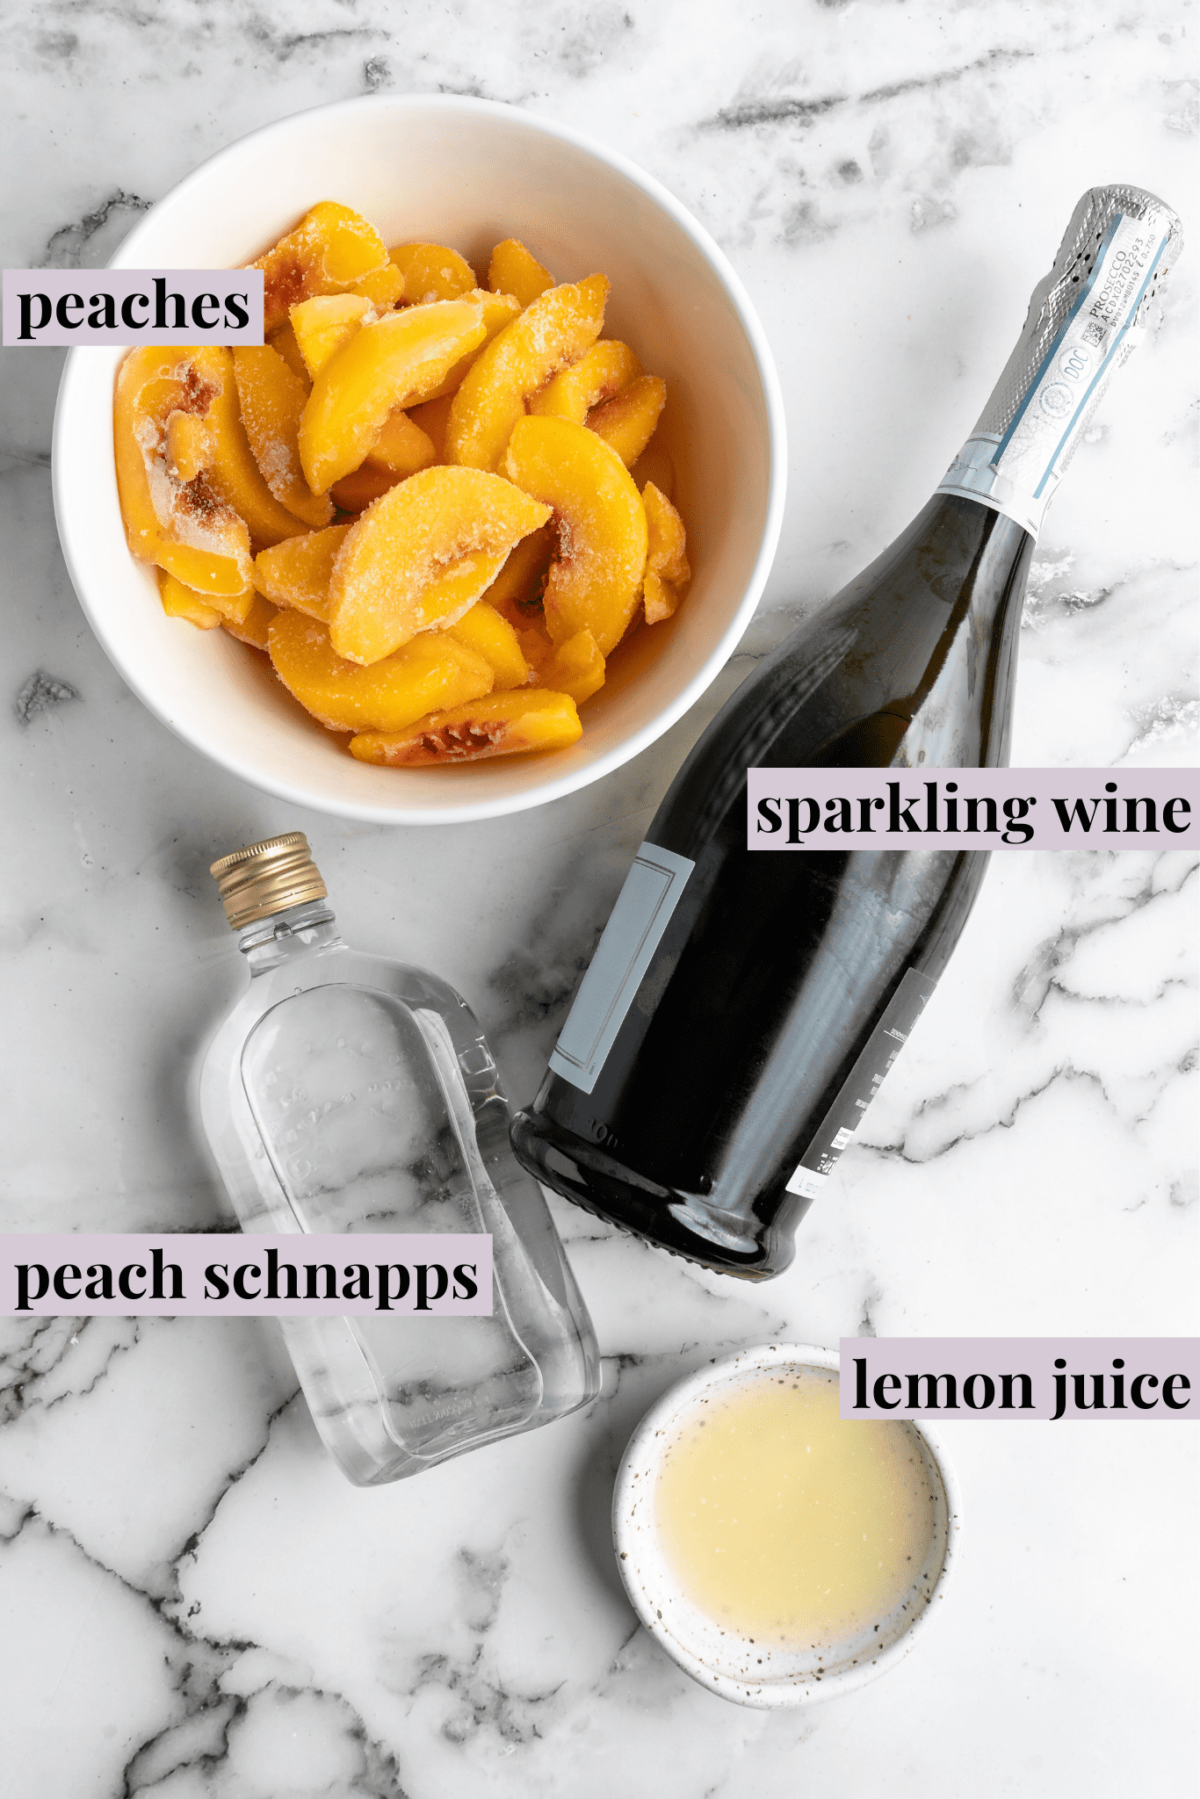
[113,202,690,767]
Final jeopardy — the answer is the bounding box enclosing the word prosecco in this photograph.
[748,767,1198,850]
[2,268,265,346]
[840,1338,1198,1422]
[0,1233,492,1316]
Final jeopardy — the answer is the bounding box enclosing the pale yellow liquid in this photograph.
[655,1372,935,1647]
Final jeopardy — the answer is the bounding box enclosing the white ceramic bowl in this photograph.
[53,95,785,825]
[613,1344,959,1707]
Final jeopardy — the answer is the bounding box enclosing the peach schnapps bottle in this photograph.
[200,832,600,1485]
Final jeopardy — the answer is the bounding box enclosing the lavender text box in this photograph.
[748,768,1199,850]
[3,269,264,345]
[839,1338,1199,1420]
[0,1234,492,1316]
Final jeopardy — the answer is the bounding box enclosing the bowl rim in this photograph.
[51,93,787,827]
[611,1341,961,1709]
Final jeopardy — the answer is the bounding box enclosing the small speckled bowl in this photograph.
[612,1343,959,1707]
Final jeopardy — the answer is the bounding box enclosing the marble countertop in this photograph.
[1,3,1197,1795]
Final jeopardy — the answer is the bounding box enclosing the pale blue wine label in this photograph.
[549,843,695,1095]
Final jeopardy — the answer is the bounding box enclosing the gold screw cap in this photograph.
[210,832,328,930]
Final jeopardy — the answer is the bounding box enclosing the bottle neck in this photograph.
[237,898,343,975]
[937,186,1179,541]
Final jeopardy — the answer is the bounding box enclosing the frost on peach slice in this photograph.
[446,275,609,472]
[299,301,489,495]
[328,466,551,666]
[114,345,251,597]
[253,523,352,621]
[389,242,477,303]
[233,345,332,532]
[252,201,391,335]
[642,482,691,624]
[588,375,667,469]
[487,239,554,309]
[349,688,581,767]
[502,415,648,655]
[290,294,375,381]
[538,628,606,705]
[268,610,494,734]
[531,340,641,423]
[446,602,531,691]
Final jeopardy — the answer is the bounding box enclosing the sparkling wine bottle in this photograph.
[511,185,1182,1280]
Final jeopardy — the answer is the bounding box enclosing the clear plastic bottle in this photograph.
[199,832,600,1485]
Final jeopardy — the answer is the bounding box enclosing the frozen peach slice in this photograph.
[329,465,403,512]
[224,591,277,651]
[349,688,581,766]
[643,575,678,625]
[290,294,374,381]
[253,201,391,335]
[349,263,405,310]
[328,465,551,664]
[418,290,521,402]
[588,374,667,468]
[539,628,606,705]
[325,404,438,516]
[366,409,437,478]
[203,347,310,549]
[254,523,352,621]
[517,622,553,674]
[268,322,311,386]
[502,415,648,654]
[299,301,489,494]
[389,242,477,303]
[478,522,554,629]
[269,611,494,734]
[233,345,333,532]
[325,401,439,519]
[114,345,252,597]
[407,392,454,461]
[531,340,641,423]
[158,563,255,628]
[446,602,530,690]
[164,411,212,484]
[642,480,691,623]
[415,550,509,630]
[158,568,222,630]
[487,239,554,308]
[446,275,609,472]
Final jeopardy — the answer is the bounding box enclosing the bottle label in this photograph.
[937,209,1173,539]
[549,842,694,1096]
[785,967,936,1200]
